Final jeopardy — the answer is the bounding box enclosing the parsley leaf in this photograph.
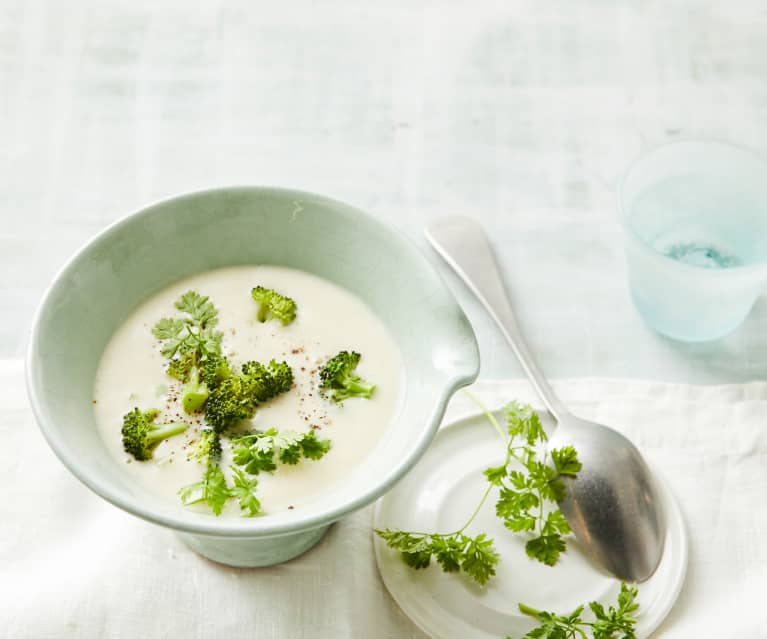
[279,442,303,465]
[374,529,500,586]
[178,463,231,516]
[524,535,566,566]
[178,463,263,518]
[153,317,186,341]
[300,430,332,460]
[231,428,331,475]
[229,466,261,517]
[489,401,581,566]
[484,464,507,486]
[175,290,219,327]
[511,582,639,639]
[152,290,224,379]
[505,400,545,445]
[551,446,582,477]
[233,444,277,475]
[541,510,571,536]
[461,534,500,585]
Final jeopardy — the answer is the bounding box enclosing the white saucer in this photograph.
[373,411,688,639]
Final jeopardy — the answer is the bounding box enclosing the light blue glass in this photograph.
[619,140,767,342]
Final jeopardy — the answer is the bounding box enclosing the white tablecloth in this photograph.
[3,359,766,637]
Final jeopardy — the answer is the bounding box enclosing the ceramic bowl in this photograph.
[26,186,479,567]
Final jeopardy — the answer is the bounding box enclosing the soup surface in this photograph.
[93,265,404,516]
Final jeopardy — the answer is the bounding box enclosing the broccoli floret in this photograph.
[166,352,195,382]
[241,359,294,402]
[121,408,188,461]
[193,428,222,463]
[319,351,376,404]
[167,355,230,414]
[203,360,294,432]
[263,359,294,396]
[200,355,233,390]
[182,366,209,414]
[204,376,255,433]
[169,351,231,389]
[251,286,297,325]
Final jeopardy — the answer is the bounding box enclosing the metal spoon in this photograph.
[425,216,665,582]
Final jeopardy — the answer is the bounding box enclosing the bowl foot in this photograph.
[177,524,332,567]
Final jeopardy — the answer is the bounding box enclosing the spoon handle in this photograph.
[425,216,569,421]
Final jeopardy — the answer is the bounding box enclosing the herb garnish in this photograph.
[375,395,582,584]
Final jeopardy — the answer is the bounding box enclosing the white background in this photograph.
[3,0,767,381]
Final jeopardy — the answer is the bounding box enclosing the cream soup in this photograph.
[93,266,404,516]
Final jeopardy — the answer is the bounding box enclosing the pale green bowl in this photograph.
[26,187,479,567]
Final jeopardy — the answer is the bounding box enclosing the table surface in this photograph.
[3,0,767,383]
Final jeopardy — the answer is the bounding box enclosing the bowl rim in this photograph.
[25,185,479,537]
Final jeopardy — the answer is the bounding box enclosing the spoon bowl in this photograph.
[549,415,665,581]
[425,216,666,582]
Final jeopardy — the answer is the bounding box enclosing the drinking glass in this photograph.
[619,140,767,342]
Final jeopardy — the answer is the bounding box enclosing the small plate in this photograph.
[373,411,687,639]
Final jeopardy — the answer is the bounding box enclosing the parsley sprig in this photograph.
[374,528,500,585]
[375,396,581,585]
[152,291,223,375]
[511,582,639,639]
[231,428,331,475]
[178,463,261,517]
[228,466,262,517]
[486,401,582,566]
[178,427,330,517]
[178,463,237,516]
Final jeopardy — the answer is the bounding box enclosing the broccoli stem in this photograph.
[182,366,210,413]
[343,377,375,398]
[517,603,543,618]
[147,421,189,442]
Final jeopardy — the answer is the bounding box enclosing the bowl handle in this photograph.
[433,309,480,394]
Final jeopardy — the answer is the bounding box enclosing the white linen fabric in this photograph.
[2,359,766,637]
